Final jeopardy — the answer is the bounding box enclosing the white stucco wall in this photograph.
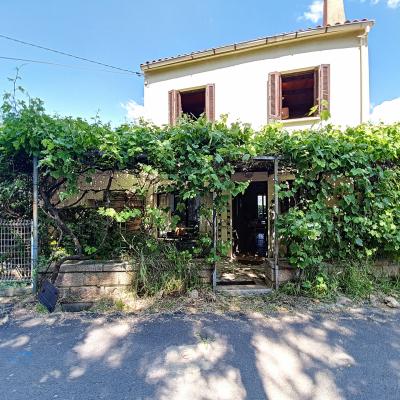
[143,31,370,130]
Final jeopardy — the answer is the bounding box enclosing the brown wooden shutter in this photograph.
[318,64,330,113]
[268,72,282,121]
[205,84,215,122]
[168,90,181,125]
[313,68,319,110]
[168,90,173,125]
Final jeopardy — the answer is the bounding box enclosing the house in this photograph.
[140,0,374,287]
[141,0,373,130]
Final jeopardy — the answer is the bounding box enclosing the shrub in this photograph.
[256,123,400,291]
[127,235,198,296]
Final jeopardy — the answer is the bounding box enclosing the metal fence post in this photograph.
[274,158,280,290]
[32,156,39,293]
[212,192,217,290]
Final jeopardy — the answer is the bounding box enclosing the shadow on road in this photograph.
[0,308,399,400]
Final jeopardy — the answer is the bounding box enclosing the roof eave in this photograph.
[140,20,374,73]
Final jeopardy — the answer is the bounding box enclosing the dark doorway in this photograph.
[232,181,268,257]
[180,89,206,119]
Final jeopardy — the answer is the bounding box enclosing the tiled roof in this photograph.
[141,19,374,71]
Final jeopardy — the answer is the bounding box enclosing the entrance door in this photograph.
[232,181,268,257]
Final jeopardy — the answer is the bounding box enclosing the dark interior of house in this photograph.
[281,70,316,119]
[156,193,200,241]
[232,181,268,258]
[180,89,206,119]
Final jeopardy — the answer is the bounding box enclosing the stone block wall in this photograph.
[38,259,215,304]
[39,260,135,302]
[373,260,400,278]
[191,259,214,285]
[266,258,400,286]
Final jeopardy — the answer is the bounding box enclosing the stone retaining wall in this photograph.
[38,259,214,303]
[30,257,400,302]
[374,260,400,278]
[39,260,135,302]
[266,259,300,285]
[266,259,400,286]
[191,259,214,285]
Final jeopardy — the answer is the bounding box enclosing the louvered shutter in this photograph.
[205,84,215,122]
[313,68,319,111]
[168,90,181,125]
[268,72,282,121]
[318,64,330,113]
[168,90,174,125]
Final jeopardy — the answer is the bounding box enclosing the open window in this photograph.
[156,192,200,239]
[181,89,206,119]
[268,65,330,121]
[168,84,215,125]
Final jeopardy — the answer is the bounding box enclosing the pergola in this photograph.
[212,155,281,290]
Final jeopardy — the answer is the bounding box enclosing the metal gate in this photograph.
[0,220,33,283]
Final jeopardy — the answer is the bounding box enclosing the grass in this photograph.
[129,236,200,297]
[90,297,128,313]
[114,299,126,311]
[280,263,400,301]
[374,275,400,296]
[35,303,49,314]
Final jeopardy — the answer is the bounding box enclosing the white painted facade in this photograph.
[141,22,372,130]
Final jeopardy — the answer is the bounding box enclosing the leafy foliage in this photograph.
[1,83,400,296]
[127,234,197,296]
[255,124,400,268]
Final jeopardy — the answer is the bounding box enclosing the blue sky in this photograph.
[0,0,399,124]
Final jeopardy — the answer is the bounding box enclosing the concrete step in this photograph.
[215,284,273,296]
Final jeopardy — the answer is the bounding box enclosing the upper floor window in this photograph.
[181,88,206,119]
[268,65,330,121]
[168,84,215,125]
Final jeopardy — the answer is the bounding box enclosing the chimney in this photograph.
[323,0,346,26]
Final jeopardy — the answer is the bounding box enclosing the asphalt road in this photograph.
[0,308,399,400]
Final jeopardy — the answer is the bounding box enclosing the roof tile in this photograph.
[141,20,374,69]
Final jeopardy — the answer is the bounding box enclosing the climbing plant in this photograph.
[0,88,252,282]
[254,122,400,276]
[1,83,400,292]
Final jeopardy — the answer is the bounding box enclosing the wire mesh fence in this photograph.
[0,220,33,283]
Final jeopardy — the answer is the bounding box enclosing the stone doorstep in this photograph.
[216,284,273,296]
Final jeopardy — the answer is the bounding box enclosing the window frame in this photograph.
[268,64,330,123]
[168,83,215,125]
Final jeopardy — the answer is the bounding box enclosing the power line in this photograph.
[0,33,143,76]
[0,56,134,75]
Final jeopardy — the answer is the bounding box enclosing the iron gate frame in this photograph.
[0,219,34,284]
